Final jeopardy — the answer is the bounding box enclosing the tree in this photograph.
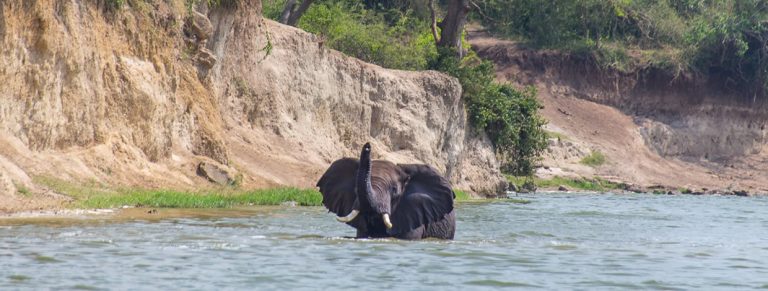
[279,0,314,26]
[429,0,471,59]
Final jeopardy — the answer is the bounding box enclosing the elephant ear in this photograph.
[316,158,359,216]
[389,164,454,235]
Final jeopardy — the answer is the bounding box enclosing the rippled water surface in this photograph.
[2,193,768,290]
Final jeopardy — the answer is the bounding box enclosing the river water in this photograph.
[1,193,767,290]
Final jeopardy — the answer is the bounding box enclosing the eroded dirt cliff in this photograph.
[470,33,768,194]
[0,1,505,213]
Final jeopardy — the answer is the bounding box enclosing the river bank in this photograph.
[3,172,758,217]
[0,178,503,217]
[509,176,760,196]
[468,30,768,196]
[0,0,505,215]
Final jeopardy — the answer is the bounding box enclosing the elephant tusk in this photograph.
[336,210,359,223]
[382,213,393,229]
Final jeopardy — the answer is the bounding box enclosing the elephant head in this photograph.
[316,143,455,239]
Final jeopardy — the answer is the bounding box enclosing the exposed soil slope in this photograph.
[469,32,768,194]
[0,1,506,213]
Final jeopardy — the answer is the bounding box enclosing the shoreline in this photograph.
[529,188,763,196]
[2,187,762,219]
[508,175,764,197]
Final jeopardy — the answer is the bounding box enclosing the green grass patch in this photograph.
[580,150,606,167]
[36,176,522,209]
[507,175,626,192]
[78,188,322,209]
[33,176,112,201]
[34,176,322,209]
[14,182,30,196]
[453,189,471,201]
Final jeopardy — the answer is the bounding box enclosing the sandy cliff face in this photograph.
[0,1,504,212]
[207,12,505,194]
[0,1,231,210]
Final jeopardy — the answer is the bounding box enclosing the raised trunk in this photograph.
[356,143,374,211]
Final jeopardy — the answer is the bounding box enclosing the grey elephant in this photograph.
[316,143,456,239]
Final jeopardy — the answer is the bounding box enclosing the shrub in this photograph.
[580,150,606,167]
[430,48,548,175]
[264,0,436,70]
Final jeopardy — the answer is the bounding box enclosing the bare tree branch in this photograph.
[469,0,492,21]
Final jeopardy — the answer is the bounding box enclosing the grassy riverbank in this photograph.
[76,188,526,208]
[35,176,324,208]
[35,177,524,209]
[508,175,628,192]
[80,188,323,209]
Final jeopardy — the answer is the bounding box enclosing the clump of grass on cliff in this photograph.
[579,150,606,167]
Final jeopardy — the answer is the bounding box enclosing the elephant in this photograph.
[316,142,456,240]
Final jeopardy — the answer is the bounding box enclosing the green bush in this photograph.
[430,49,548,175]
[580,150,606,167]
[80,188,322,208]
[264,0,436,70]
